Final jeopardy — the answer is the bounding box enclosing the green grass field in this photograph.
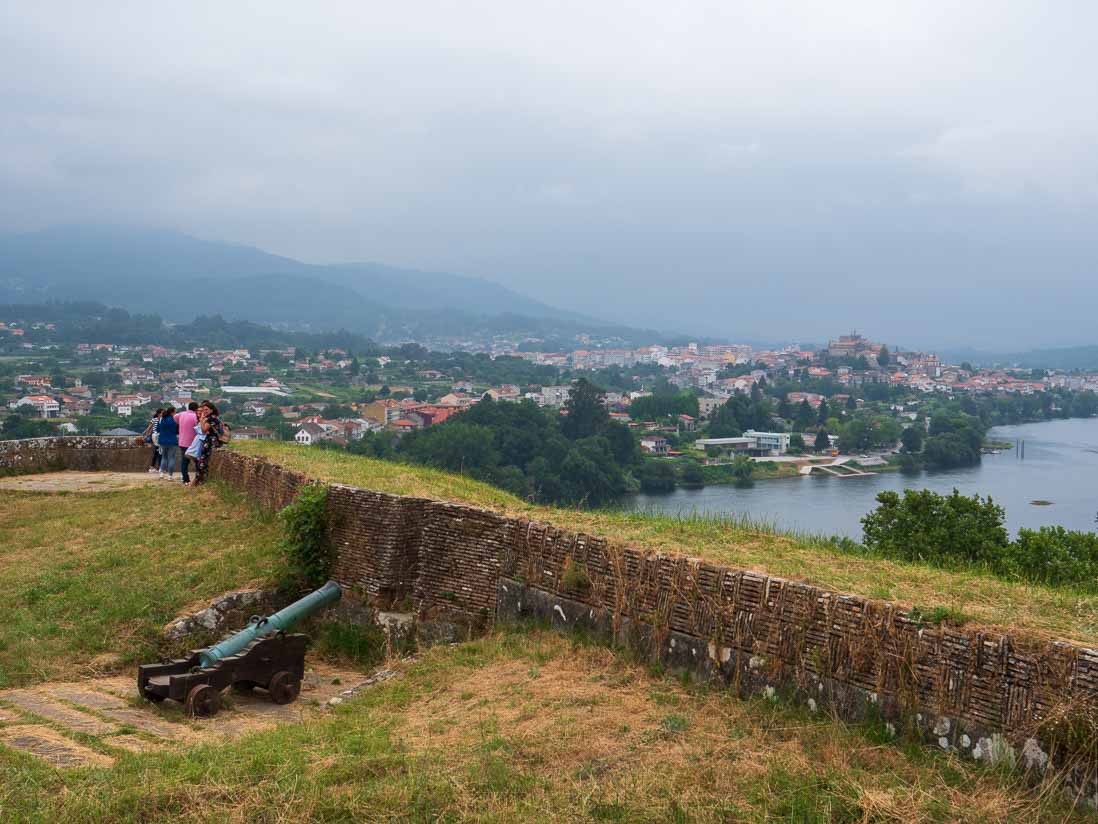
[0,485,285,688]
[233,441,1098,644]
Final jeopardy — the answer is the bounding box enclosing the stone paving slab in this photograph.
[1,691,118,736]
[100,708,189,740]
[50,686,129,711]
[0,470,157,494]
[0,663,382,768]
[0,725,113,768]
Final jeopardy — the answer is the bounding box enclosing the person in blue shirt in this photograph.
[156,405,180,480]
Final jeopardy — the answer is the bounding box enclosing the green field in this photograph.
[233,441,1098,644]
[0,485,285,688]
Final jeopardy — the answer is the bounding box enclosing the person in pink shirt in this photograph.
[175,402,200,485]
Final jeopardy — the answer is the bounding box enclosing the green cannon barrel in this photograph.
[197,581,342,669]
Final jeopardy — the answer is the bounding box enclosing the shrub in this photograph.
[1007,526,1098,588]
[861,489,1098,593]
[279,483,332,587]
[861,488,1008,568]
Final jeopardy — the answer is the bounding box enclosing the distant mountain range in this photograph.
[0,225,659,344]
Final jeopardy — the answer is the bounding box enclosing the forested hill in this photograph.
[0,225,660,344]
[0,301,381,353]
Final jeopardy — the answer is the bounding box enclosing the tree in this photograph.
[814,428,831,452]
[680,462,705,488]
[923,433,979,469]
[731,455,753,481]
[845,395,857,411]
[816,398,830,425]
[788,433,806,454]
[402,422,498,474]
[877,345,890,367]
[900,425,924,453]
[560,378,608,440]
[639,459,677,493]
[794,399,815,431]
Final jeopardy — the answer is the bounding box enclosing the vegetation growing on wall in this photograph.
[279,482,332,587]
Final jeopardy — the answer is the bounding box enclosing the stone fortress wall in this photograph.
[3,437,1096,802]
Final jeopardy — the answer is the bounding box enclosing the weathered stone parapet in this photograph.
[0,435,150,474]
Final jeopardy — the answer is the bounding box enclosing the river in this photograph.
[623,417,1098,538]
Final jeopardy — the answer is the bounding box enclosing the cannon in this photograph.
[138,581,342,717]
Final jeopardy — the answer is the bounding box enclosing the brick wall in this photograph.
[205,449,1097,798]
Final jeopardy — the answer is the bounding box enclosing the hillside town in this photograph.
[4,320,1096,463]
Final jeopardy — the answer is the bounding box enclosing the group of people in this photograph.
[143,401,230,486]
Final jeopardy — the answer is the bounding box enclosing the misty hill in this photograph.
[0,225,617,341]
[943,345,1098,372]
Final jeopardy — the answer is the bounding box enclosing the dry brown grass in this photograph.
[384,634,1084,823]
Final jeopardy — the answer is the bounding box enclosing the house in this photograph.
[9,395,60,417]
[692,437,753,459]
[537,386,571,408]
[677,414,696,432]
[742,430,792,456]
[294,422,326,446]
[436,392,476,408]
[16,375,52,389]
[697,396,724,419]
[639,436,670,456]
[360,399,400,426]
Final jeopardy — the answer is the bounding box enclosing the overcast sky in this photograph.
[2,2,1096,348]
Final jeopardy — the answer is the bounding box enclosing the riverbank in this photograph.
[690,455,902,486]
[628,418,1098,540]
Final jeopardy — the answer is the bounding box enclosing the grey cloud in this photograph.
[1,1,1097,348]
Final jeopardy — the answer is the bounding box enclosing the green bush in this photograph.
[861,488,1008,568]
[314,621,387,668]
[279,483,332,587]
[861,488,1098,592]
[1007,526,1098,588]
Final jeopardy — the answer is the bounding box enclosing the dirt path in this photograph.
[0,471,159,493]
[0,661,373,768]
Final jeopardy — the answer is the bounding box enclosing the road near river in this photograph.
[624,417,1098,539]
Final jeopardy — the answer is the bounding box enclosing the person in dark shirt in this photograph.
[144,408,164,472]
[156,405,180,480]
[192,401,229,487]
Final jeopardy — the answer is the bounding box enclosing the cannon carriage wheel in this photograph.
[268,671,301,705]
[185,684,222,718]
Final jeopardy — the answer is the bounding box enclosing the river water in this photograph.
[623,417,1098,538]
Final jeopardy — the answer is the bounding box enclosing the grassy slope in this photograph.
[234,442,1098,644]
[0,485,285,687]
[2,627,1088,823]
